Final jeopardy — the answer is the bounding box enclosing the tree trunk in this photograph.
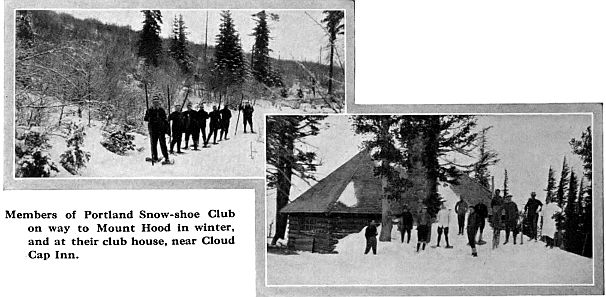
[328,41,334,97]
[379,195,392,241]
[272,136,295,245]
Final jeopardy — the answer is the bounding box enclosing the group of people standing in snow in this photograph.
[143,94,255,164]
[364,189,561,257]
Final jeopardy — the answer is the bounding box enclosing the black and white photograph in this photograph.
[265,113,599,289]
[11,8,346,179]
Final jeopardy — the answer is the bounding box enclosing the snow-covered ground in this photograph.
[36,97,337,178]
[267,185,594,286]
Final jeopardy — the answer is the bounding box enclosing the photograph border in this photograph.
[4,0,354,189]
[259,103,603,296]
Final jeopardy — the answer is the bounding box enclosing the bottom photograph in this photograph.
[264,113,595,287]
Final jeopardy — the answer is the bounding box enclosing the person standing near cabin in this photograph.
[491,189,504,249]
[167,104,184,154]
[219,105,232,141]
[436,204,453,248]
[524,191,543,241]
[240,102,255,133]
[541,198,561,248]
[416,206,431,253]
[467,205,479,257]
[475,201,488,244]
[455,196,468,235]
[197,104,209,147]
[503,195,519,244]
[207,106,221,145]
[399,205,413,244]
[364,220,378,255]
[144,96,170,164]
[182,103,200,150]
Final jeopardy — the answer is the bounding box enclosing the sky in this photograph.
[59,9,345,63]
[287,114,592,207]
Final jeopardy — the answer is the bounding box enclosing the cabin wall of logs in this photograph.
[286,214,381,254]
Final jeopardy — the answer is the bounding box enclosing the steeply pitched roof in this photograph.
[280,150,383,214]
[445,174,492,206]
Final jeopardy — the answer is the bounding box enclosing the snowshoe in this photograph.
[145,157,163,163]
[161,159,174,165]
[445,245,454,249]
[192,148,200,151]
[431,245,439,249]
[477,240,487,245]
[176,151,185,154]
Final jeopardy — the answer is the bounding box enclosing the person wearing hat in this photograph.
[455,196,468,235]
[398,205,414,244]
[219,105,232,141]
[524,191,543,241]
[182,102,200,150]
[197,104,209,147]
[474,201,488,245]
[168,104,185,154]
[466,205,479,257]
[144,95,171,164]
[207,106,222,145]
[240,102,255,133]
[364,220,378,255]
[435,203,453,248]
[502,194,519,244]
[416,205,432,253]
[490,189,504,249]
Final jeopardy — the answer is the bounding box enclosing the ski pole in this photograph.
[167,84,172,147]
[234,93,244,135]
[144,82,154,166]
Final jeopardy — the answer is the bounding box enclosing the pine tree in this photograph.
[563,170,579,251]
[544,166,557,204]
[169,14,191,74]
[556,157,570,208]
[16,10,34,48]
[503,169,509,197]
[266,115,327,245]
[472,127,499,189]
[137,10,163,67]
[321,10,344,97]
[251,10,282,87]
[212,10,247,95]
[570,126,592,257]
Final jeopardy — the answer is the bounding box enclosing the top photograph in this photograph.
[11,8,348,179]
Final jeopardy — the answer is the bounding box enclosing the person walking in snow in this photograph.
[524,191,543,241]
[436,204,453,248]
[399,205,414,244]
[240,102,255,133]
[167,104,184,154]
[541,198,561,248]
[455,196,468,235]
[503,195,519,244]
[197,104,209,147]
[416,206,432,253]
[207,106,221,145]
[182,102,200,150]
[491,189,504,249]
[219,105,232,141]
[475,201,488,245]
[466,205,480,257]
[144,96,171,164]
[364,220,378,255]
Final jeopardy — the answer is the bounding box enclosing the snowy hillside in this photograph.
[36,97,335,178]
[267,183,593,286]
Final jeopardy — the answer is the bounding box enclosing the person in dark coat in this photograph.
[524,191,543,241]
[466,205,479,257]
[475,201,488,244]
[399,205,414,244]
[364,220,378,255]
[240,102,255,133]
[144,96,170,164]
[207,106,221,145]
[503,195,519,244]
[455,196,468,235]
[197,105,209,147]
[491,189,504,249]
[167,104,184,154]
[182,103,200,150]
[416,206,432,253]
[219,105,232,141]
